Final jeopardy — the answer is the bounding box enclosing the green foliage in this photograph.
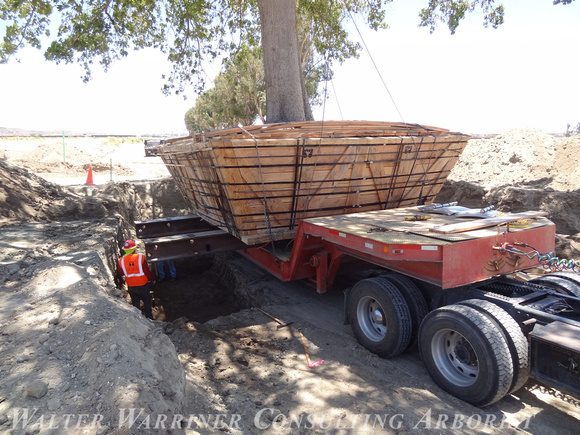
[1,0,390,96]
[184,45,265,133]
[0,0,53,63]
[296,0,389,104]
[1,0,257,90]
[183,1,390,130]
[419,1,505,34]
[3,0,575,110]
[184,88,224,133]
[184,107,198,134]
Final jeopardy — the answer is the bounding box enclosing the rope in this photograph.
[330,78,344,120]
[346,9,404,122]
[345,10,437,207]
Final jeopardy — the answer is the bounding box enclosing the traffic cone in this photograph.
[85,167,94,185]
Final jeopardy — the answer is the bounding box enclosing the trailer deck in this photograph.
[241,205,555,291]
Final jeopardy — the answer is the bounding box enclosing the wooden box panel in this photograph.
[159,122,469,244]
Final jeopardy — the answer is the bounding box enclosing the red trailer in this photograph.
[136,204,580,406]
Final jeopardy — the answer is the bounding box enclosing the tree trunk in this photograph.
[257,0,313,123]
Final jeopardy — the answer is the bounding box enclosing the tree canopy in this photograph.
[0,1,513,92]
[184,44,266,133]
[1,1,386,93]
[1,0,575,123]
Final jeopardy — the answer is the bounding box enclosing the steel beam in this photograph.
[135,215,215,239]
[142,229,248,262]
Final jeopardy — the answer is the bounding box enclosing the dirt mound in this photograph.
[0,151,192,433]
[0,219,185,434]
[0,149,188,229]
[449,129,580,191]
[0,137,171,184]
[5,140,134,176]
[0,158,71,223]
[0,158,140,228]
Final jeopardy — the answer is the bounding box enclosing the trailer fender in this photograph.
[530,273,580,298]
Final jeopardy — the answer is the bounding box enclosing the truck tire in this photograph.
[530,274,580,297]
[419,304,514,406]
[379,274,428,350]
[348,277,412,358]
[458,299,530,394]
[537,272,580,297]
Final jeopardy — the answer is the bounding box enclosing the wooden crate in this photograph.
[159,121,470,245]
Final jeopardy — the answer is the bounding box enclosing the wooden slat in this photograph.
[165,121,464,143]
[430,211,549,234]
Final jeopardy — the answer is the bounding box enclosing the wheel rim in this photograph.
[356,296,387,342]
[430,328,479,387]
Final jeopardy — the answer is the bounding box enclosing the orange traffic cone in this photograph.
[85,167,94,185]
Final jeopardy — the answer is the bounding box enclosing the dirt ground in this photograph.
[1,131,580,435]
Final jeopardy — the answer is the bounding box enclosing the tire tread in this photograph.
[379,274,428,350]
[419,304,513,406]
[458,299,529,394]
[349,277,412,358]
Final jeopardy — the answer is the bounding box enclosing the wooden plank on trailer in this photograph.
[430,211,549,234]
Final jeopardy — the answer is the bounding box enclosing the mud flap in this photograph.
[343,287,352,325]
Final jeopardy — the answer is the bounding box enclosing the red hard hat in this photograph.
[123,240,136,250]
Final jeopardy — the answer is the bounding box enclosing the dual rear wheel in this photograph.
[348,276,530,406]
[418,303,521,406]
[530,272,580,297]
[348,275,429,358]
[348,277,413,358]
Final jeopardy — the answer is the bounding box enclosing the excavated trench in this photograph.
[66,174,580,326]
[148,254,255,323]
[113,180,262,324]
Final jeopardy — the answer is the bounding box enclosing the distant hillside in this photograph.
[0,127,143,138]
[0,127,72,137]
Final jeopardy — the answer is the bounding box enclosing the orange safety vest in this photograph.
[119,253,149,287]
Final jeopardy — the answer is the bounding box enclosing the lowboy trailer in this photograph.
[135,204,580,407]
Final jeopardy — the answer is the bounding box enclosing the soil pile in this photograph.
[0,158,144,227]
[0,155,187,434]
[448,129,580,191]
[0,137,172,183]
[2,138,133,177]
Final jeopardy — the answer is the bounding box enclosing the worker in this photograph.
[157,259,177,282]
[118,239,154,319]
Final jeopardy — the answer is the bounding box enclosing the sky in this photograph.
[1,0,579,136]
